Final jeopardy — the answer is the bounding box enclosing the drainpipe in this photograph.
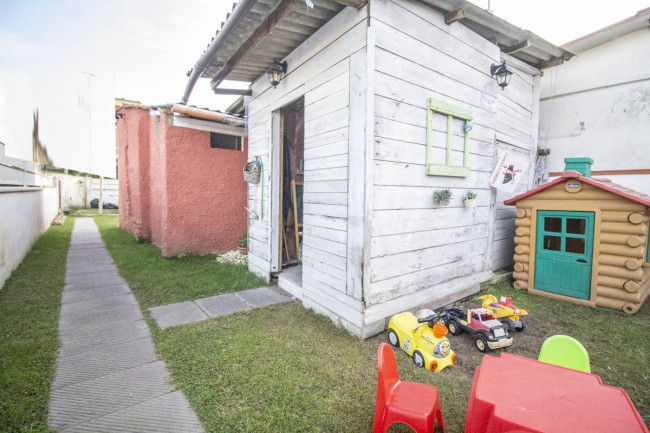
[180,0,257,104]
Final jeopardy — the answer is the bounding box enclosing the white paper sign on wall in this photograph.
[490,151,529,193]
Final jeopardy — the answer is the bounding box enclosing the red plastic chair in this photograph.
[373,343,446,433]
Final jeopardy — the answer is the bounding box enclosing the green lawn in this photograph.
[94,215,266,308]
[0,217,74,432]
[152,280,649,432]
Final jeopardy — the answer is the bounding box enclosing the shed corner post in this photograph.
[346,23,375,317]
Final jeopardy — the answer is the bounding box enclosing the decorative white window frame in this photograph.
[426,98,473,177]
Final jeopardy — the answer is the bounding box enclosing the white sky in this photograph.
[1,0,648,111]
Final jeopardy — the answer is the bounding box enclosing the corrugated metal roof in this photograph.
[194,0,572,88]
[198,0,345,83]
[423,0,574,69]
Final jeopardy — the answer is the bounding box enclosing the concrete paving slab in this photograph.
[67,242,107,249]
[65,269,123,285]
[68,240,102,246]
[66,256,115,266]
[66,251,113,261]
[235,286,291,308]
[59,304,143,332]
[62,391,204,433]
[65,263,118,277]
[67,245,106,252]
[61,283,131,304]
[64,277,129,292]
[68,240,104,245]
[58,320,150,356]
[60,293,138,316]
[149,301,208,330]
[66,255,112,265]
[48,361,175,429]
[53,338,157,389]
[195,292,252,318]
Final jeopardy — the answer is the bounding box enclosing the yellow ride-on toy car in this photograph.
[387,309,456,372]
[479,294,528,332]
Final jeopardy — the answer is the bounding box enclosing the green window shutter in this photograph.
[426,98,472,178]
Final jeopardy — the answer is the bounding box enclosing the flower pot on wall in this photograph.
[464,198,476,208]
[433,189,453,206]
[238,247,248,255]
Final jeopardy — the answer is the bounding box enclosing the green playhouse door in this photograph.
[535,211,594,300]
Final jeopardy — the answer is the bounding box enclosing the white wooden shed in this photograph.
[185,0,572,337]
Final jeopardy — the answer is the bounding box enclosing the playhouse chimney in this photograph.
[564,157,593,178]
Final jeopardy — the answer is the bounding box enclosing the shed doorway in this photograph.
[534,211,594,300]
[276,98,304,272]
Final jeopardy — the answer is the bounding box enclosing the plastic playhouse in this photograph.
[505,157,650,314]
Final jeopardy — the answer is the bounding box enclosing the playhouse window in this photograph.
[544,218,562,233]
[426,98,472,177]
[543,236,561,251]
[566,218,586,235]
[566,237,586,254]
[540,213,591,256]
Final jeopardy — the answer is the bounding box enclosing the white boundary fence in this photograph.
[0,143,60,288]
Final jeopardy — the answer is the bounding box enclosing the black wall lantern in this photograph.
[267,60,287,88]
[490,61,513,90]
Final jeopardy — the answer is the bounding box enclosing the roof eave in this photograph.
[504,171,650,207]
[421,0,574,69]
[562,8,650,54]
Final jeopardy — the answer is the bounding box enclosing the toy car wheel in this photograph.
[475,335,490,353]
[502,320,513,332]
[448,320,462,335]
[387,329,400,347]
[413,351,425,368]
[436,317,447,326]
[517,322,525,332]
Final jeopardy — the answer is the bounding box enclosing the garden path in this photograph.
[48,218,204,432]
[149,286,291,329]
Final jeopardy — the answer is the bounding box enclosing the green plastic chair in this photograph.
[538,335,591,373]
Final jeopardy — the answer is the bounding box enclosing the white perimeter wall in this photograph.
[0,187,59,288]
[61,176,119,208]
[539,29,650,194]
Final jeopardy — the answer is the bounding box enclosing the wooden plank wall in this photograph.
[364,0,538,323]
[491,57,541,270]
[245,6,368,333]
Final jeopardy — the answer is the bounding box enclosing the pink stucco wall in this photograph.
[117,107,151,240]
[117,108,247,257]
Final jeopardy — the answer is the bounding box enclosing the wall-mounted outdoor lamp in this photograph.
[490,61,513,90]
[267,60,287,88]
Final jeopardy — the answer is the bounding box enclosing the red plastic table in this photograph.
[465,353,648,433]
